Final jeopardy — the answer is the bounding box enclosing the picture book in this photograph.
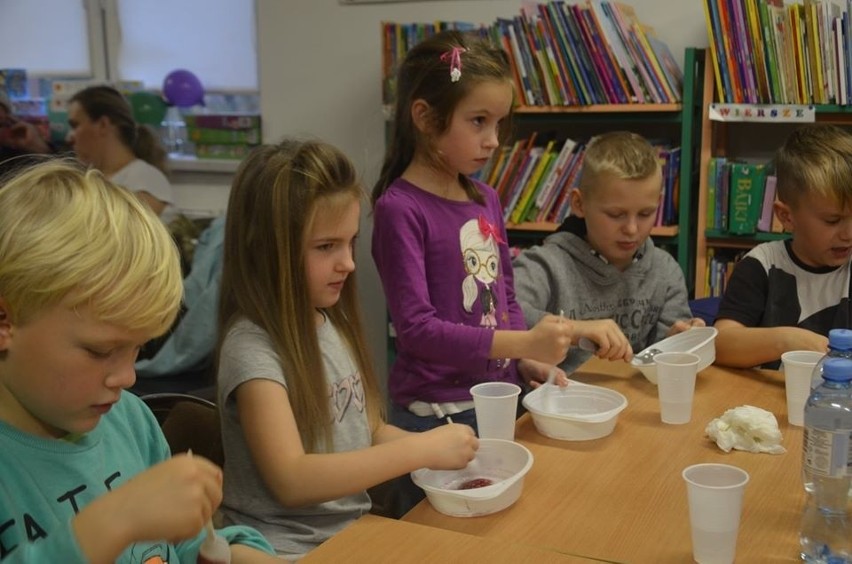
[727,162,767,234]
[757,174,777,232]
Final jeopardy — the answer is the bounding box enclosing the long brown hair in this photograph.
[371,30,514,206]
[70,86,169,176]
[218,139,383,451]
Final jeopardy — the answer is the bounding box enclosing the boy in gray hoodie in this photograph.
[513,131,703,374]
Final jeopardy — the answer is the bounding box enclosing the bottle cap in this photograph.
[827,328,852,350]
[821,357,852,382]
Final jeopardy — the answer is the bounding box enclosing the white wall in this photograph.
[256,0,708,383]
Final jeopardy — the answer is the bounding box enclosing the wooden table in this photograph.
[403,359,805,563]
[301,513,601,562]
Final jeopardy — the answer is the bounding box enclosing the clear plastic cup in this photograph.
[470,382,521,441]
[780,350,823,427]
[682,463,750,564]
[654,352,700,424]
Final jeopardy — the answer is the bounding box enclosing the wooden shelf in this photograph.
[693,54,808,296]
[508,221,678,238]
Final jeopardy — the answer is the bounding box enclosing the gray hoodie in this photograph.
[513,218,691,374]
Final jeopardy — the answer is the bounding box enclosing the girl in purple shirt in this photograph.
[371,32,572,515]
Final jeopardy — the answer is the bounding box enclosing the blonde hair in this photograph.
[775,123,852,208]
[218,139,383,452]
[578,131,661,194]
[0,159,182,335]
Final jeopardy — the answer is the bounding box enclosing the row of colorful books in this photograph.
[380,0,684,108]
[706,158,783,235]
[479,133,681,226]
[703,0,852,105]
[703,248,748,297]
[493,1,682,106]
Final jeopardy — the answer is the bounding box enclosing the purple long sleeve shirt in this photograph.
[372,177,525,407]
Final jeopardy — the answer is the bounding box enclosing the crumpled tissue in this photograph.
[705,405,786,454]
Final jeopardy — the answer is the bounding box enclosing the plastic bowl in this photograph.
[522,380,628,441]
[411,439,533,517]
[631,326,718,385]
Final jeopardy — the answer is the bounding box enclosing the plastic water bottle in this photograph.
[160,106,189,157]
[800,357,852,563]
[810,329,852,389]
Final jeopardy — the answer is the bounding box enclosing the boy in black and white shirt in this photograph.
[715,124,852,369]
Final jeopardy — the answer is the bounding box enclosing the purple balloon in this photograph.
[162,69,204,107]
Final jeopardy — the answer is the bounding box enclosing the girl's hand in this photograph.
[420,423,478,470]
[517,358,568,388]
[667,317,706,337]
[229,544,283,563]
[574,319,632,362]
[526,315,573,365]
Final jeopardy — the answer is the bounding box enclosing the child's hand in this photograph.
[667,317,706,337]
[782,327,829,354]
[517,358,568,388]
[73,454,224,562]
[526,314,573,365]
[421,423,478,470]
[111,454,223,543]
[574,319,633,362]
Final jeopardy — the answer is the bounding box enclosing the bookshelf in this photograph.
[505,47,705,295]
[693,57,852,297]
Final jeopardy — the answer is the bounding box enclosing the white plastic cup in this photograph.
[682,463,750,564]
[655,352,700,424]
[780,350,823,427]
[470,382,521,441]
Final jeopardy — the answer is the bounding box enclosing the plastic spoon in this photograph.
[446,416,483,475]
[186,450,231,564]
[197,521,230,564]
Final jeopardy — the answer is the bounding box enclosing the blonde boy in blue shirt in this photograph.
[0,161,277,562]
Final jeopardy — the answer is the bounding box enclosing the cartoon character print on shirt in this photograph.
[461,215,502,326]
[461,215,509,370]
[329,370,365,423]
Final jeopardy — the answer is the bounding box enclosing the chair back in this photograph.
[141,393,224,466]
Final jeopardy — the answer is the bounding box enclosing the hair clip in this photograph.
[440,47,467,83]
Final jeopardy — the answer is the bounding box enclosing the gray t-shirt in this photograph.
[217,316,372,557]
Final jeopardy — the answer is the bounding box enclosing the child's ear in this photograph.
[410,99,432,134]
[0,298,12,351]
[569,188,585,218]
[773,200,794,232]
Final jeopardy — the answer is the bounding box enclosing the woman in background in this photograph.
[67,85,176,221]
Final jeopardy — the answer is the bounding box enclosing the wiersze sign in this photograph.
[709,104,816,123]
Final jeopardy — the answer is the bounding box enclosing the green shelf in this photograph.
[705,230,790,242]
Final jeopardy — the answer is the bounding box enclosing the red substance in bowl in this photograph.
[458,478,493,490]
